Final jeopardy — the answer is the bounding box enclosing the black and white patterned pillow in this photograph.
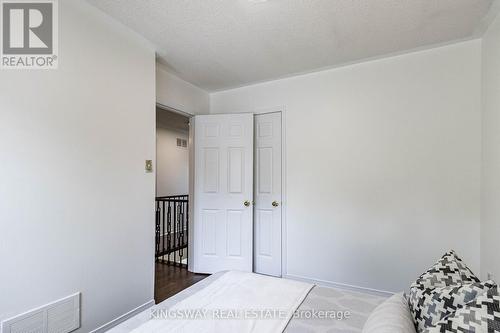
[409,250,482,332]
[410,280,496,331]
[423,288,500,333]
[410,251,479,291]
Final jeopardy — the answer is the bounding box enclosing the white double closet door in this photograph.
[192,112,282,277]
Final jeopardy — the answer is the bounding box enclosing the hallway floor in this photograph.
[154,262,209,304]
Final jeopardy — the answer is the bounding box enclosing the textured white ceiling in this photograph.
[85,0,494,91]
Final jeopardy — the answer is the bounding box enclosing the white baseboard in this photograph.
[90,299,155,333]
[284,274,394,297]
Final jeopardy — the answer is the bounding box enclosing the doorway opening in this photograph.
[154,105,207,303]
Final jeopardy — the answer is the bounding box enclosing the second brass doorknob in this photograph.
[272,201,279,207]
[244,200,251,207]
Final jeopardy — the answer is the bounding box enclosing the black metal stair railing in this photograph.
[155,195,188,267]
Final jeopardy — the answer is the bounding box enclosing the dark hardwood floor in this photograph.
[154,262,209,304]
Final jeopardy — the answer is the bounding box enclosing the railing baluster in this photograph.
[179,202,184,265]
[167,202,171,264]
[162,201,165,262]
[174,202,179,266]
[177,203,182,266]
[155,201,160,261]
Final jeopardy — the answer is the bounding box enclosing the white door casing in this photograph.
[192,114,254,273]
[254,112,282,277]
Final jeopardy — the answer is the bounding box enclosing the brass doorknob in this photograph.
[272,201,279,207]
[244,200,251,207]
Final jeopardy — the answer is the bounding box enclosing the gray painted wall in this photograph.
[481,10,500,283]
[0,1,156,331]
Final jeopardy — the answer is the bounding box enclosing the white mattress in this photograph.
[108,272,387,333]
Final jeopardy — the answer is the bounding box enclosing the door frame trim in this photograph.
[188,108,287,276]
[253,106,287,278]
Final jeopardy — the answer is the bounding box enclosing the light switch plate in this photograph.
[145,160,153,173]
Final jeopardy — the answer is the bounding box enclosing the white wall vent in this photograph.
[1,293,80,333]
[176,138,188,148]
